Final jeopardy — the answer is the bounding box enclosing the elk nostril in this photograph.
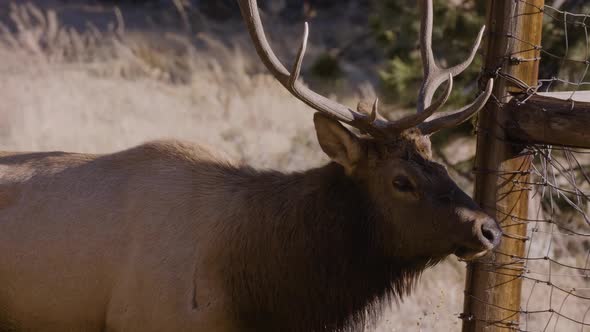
[480,221,502,248]
[481,225,495,242]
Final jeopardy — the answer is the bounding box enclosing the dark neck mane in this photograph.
[222,163,436,332]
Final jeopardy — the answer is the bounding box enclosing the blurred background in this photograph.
[1,0,589,330]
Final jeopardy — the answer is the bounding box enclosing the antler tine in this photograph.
[417,0,486,113]
[369,98,379,123]
[237,0,368,127]
[418,78,494,135]
[289,22,309,88]
[383,74,453,130]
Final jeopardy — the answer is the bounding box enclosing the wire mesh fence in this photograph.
[463,1,590,331]
[521,145,590,331]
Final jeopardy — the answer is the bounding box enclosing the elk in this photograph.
[0,0,500,331]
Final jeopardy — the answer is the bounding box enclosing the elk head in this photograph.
[238,0,501,261]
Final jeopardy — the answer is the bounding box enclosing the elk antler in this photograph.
[415,0,493,135]
[237,0,493,138]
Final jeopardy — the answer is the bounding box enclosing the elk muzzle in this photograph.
[455,210,502,260]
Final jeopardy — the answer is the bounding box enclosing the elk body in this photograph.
[0,1,500,331]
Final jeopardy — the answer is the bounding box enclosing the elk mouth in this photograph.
[454,247,491,261]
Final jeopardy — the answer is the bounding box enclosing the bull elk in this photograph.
[0,0,500,331]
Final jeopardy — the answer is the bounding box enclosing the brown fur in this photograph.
[222,163,441,331]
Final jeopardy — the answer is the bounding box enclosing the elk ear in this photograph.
[314,113,362,174]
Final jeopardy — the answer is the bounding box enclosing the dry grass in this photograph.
[0,3,486,331]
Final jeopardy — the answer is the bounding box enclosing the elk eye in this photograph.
[393,176,415,192]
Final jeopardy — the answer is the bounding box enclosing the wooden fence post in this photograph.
[462,1,544,331]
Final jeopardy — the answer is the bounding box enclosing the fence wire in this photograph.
[463,1,590,331]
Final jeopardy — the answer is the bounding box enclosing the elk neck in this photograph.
[217,161,435,332]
